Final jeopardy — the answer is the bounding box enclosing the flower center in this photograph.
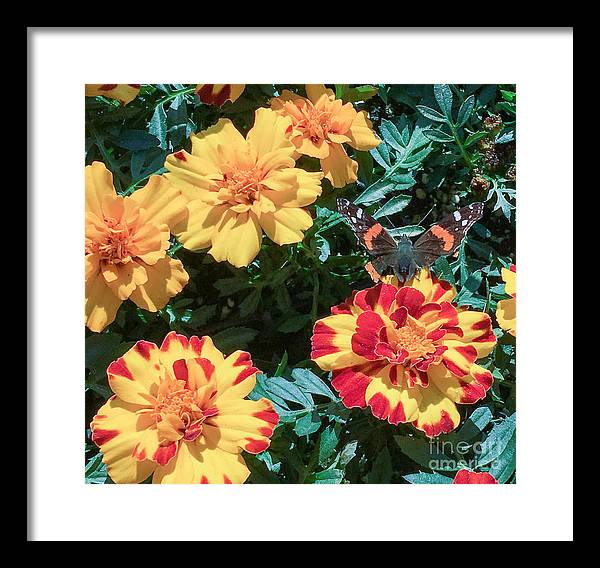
[153,382,202,428]
[95,217,132,264]
[298,105,333,144]
[390,318,435,360]
[219,165,263,205]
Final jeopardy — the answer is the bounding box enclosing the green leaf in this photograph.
[355,174,415,205]
[214,277,253,296]
[367,447,392,483]
[148,105,168,150]
[456,95,475,128]
[341,85,378,103]
[434,84,454,120]
[188,304,217,327]
[318,425,339,467]
[294,409,321,436]
[212,327,258,353]
[379,119,406,152]
[239,288,261,318]
[476,413,516,467]
[314,468,344,484]
[416,105,447,123]
[450,406,493,442]
[388,225,424,238]
[395,435,458,471]
[112,129,159,151]
[370,143,392,169]
[278,314,311,333]
[403,472,453,484]
[423,128,454,143]
[464,131,488,148]
[264,376,314,407]
[373,194,412,218]
[291,368,337,400]
[488,430,516,483]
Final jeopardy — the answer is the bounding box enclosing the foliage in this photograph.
[85,84,516,483]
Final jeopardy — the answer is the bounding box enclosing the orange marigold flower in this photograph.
[496,264,516,336]
[271,84,380,188]
[85,162,189,332]
[310,269,497,437]
[90,332,279,483]
[195,84,245,106]
[85,84,141,106]
[453,469,498,484]
[164,108,323,267]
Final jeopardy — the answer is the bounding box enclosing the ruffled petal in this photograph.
[496,297,516,336]
[129,257,189,311]
[311,314,370,370]
[158,332,225,372]
[85,274,122,332]
[320,142,358,188]
[208,210,262,267]
[127,175,187,229]
[429,362,493,404]
[247,108,295,164]
[90,397,157,483]
[106,340,163,405]
[174,203,228,252]
[85,162,116,219]
[261,168,323,208]
[305,84,335,104]
[347,110,380,150]
[412,384,461,437]
[259,207,313,246]
[85,84,140,106]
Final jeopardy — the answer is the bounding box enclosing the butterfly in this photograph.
[336,198,484,282]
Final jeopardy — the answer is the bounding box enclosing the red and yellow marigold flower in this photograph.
[85,162,189,332]
[270,84,380,188]
[195,84,245,106]
[496,264,516,336]
[164,107,323,267]
[311,269,497,437]
[85,84,141,106]
[453,469,498,484]
[90,331,279,483]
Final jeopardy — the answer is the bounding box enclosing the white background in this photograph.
[29,28,573,541]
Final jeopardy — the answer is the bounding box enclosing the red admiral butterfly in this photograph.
[337,198,484,282]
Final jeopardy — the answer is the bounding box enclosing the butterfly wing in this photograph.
[336,198,397,256]
[413,202,484,267]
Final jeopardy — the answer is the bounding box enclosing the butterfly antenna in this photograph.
[417,205,435,226]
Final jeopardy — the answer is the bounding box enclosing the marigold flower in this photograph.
[164,108,323,267]
[195,84,245,106]
[90,332,279,483]
[85,162,189,332]
[496,264,516,336]
[85,84,141,106]
[271,84,380,188]
[310,269,497,437]
[453,469,498,484]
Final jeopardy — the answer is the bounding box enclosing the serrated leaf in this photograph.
[264,376,314,407]
[379,119,406,152]
[148,105,168,149]
[456,95,475,128]
[434,84,454,120]
[416,105,447,123]
[403,472,453,484]
[293,409,321,436]
[476,413,516,467]
[423,128,455,143]
[464,131,488,148]
[488,430,516,483]
[314,468,344,484]
[291,368,337,400]
[318,425,339,467]
[355,174,415,205]
[373,194,412,218]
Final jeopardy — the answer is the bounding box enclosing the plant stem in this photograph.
[155,86,196,108]
[449,124,475,171]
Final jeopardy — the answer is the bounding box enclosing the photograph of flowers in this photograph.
[84,83,516,485]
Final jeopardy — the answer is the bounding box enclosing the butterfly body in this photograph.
[336,198,484,282]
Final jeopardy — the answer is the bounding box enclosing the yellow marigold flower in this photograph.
[85,162,189,332]
[271,84,380,188]
[496,264,516,336]
[164,108,323,267]
[310,269,497,437]
[85,84,141,106]
[195,84,245,106]
[90,332,279,483]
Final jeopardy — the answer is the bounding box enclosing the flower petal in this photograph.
[205,397,278,454]
[364,365,421,424]
[247,108,295,163]
[259,207,313,246]
[107,340,163,405]
[412,384,461,437]
[158,332,224,372]
[496,297,516,336]
[261,168,323,208]
[127,175,187,229]
[453,470,498,484]
[195,84,245,106]
[90,397,157,483]
[209,210,262,267]
[320,142,358,188]
[214,350,260,401]
[502,266,516,297]
[311,314,369,370]
[85,84,140,105]
[174,202,228,252]
[429,362,493,404]
[446,312,497,357]
[347,110,380,150]
[85,273,122,332]
[129,257,189,311]
[102,260,148,300]
[85,162,116,219]
[305,84,335,103]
